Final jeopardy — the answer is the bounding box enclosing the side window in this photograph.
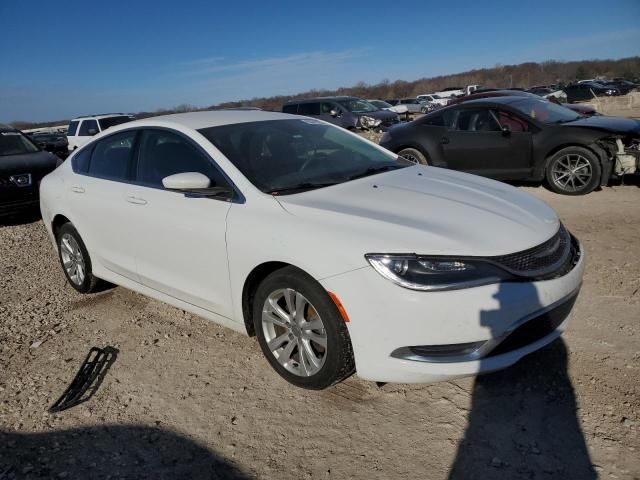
[320,102,335,114]
[297,103,321,115]
[67,121,79,136]
[495,110,529,132]
[454,109,500,132]
[78,119,99,136]
[88,130,137,181]
[72,145,93,173]
[282,104,298,114]
[136,130,229,190]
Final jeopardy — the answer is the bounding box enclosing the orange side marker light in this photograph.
[327,291,350,323]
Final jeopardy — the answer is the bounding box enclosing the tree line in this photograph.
[11,56,640,130]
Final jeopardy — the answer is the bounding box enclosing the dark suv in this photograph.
[282,96,399,130]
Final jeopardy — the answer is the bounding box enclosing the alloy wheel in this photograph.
[60,233,85,286]
[551,154,593,193]
[261,288,327,377]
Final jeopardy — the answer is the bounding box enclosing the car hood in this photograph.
[563,115,640,135]
[0,150,59,175]
[276,166,560,257]
[364,109,398,121]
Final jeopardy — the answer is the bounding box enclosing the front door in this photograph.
[125,128,234,317]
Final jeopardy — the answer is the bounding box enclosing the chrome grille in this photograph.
[489,225,571,278]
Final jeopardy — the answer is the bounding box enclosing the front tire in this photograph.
[398,147,429,165]
[253,266,355,389]
[545,146,601,195]
[56,223,102,293]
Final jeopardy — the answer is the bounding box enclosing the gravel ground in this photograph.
[1,184,639,480]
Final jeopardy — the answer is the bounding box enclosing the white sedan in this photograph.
[40,111,585,389]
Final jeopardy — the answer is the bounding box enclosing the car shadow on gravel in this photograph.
[0,424,251,479]
[0,209,41,227]
[448,282,596,479]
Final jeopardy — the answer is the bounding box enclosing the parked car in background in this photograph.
[66,114,134,151]
[601,80,639,95]
[416,94,449,107]
[527,87,567,102]
[379,96,640,195]
[40,110,585,389]
[367,100,409,116]
[283,97,399,130]
[1,124,59,216]
[30,132,69,158]
[449,89,598,116]
[395,98,430,114]
[434,87,465,98]
[564,82,620,103]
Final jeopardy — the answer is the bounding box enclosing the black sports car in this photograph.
[1,124,60,216]
[379,96,640,195]
[29,132,69,158]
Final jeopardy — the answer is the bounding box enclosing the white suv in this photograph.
[66,114,133,151]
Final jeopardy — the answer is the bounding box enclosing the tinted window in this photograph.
[282,104,298,114]
[136,129,229,189]
[99,116,132,131]
[297,103,321,115]
[510,98,580,124]
[72,146,93,173]
[88,130,137,180]
[495,110,529,132]
[67,121,79,136]
[320,102,335,114]
[78,119,99,136]
[454,109,500,131]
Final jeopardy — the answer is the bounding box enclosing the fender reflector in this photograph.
[327,291,350,323]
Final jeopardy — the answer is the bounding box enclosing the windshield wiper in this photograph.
[347,164,403,181]
[266,182,338,195]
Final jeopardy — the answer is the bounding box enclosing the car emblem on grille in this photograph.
[9,173,32,187]
[532,237,561,259]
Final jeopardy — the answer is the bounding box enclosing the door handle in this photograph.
[126,195,147,205]
[71,186,85,193]
[441,137,450,144]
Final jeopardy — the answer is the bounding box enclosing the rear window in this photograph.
[98,116,132,131]
[282,104,298,114]
[67,121,79,136]
[88,130,137,181]
[79,119,99,136]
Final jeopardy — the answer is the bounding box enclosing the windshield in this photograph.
[199,119,408,194]
[337,99,379,113]
[510,98,580,124]
[0,131,39,156]
[370,100,392,109]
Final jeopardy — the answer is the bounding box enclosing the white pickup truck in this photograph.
[433,85,482,98]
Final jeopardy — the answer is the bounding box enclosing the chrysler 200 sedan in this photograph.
[40,111,584,389]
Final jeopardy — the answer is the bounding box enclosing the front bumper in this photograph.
[319,241,585,384]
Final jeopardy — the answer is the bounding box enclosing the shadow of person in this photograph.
[0,424,251,479]
[448,282,596,479]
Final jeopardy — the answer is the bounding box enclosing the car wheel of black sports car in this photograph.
[398,148,429,165]
[545,146,601,195]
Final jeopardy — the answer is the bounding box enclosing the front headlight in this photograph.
[365,254,514,291]
[360,116,382,128]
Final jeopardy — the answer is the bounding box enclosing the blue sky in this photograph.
[1,0,639,122]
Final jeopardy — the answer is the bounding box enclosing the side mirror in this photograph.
[87,128,98,136]
[162,172,211,190]
[330,109,339,117]
[501,125,511,136]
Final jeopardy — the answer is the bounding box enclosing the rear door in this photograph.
[124,128,234,316]
[441,107,531,178]
[66,129,140,280]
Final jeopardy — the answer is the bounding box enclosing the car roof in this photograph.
[285,96,358,103]
[0,124,18,133]
[449,96,531,107]
[70,113,132,121]
[108,110,296,131]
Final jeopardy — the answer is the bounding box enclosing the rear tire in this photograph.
[398,147,429,165]
[56,223,102,293]
[545,146,601,195]
[253,266,355,389]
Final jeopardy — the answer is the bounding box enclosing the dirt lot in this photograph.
[1,183,639,480]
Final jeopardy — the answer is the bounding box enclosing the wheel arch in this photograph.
[542,142,610,186]
[51,214,72,238]
[241,261,292,336]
